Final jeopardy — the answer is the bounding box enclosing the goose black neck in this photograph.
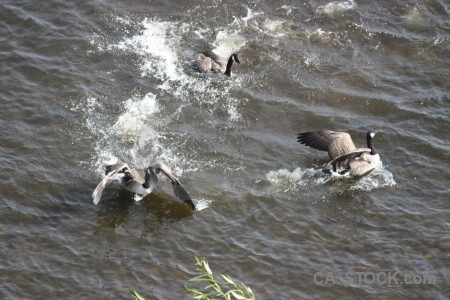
[224,55,234,77]
[143,168,154,189]
[367,134,377,155]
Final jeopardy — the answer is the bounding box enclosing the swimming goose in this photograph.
[195,51,240,76]
[297,130,380,177]
[92,162,195,211]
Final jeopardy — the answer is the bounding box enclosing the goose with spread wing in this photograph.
[92,162,195,211]
[297,130,380,177]
[195,51,240,77]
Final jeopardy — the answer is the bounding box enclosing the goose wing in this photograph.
[195,53,213,73]
[92,162,129,205]
[196,51,226,73]
[172,181,196,211]
[297,130,357,159]
[201,51,226,65]
[326,149,371,172]
[154,163,196,211]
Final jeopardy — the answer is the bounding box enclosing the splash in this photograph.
[110,17,247,85]
[113,18,182,81]
[113,93,159,142]
[212,31,247,57]
[207,8,251,59]
[348,163,396,191]
[266,162,395,194]
[109,17,247,120]
[266,167,328,193]
[74,93,212,212]
[241,7,261,24]
[260,19,287,38]
[74,93,171,175]
[194,198,213,211]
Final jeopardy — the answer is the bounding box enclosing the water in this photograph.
[0,0,448,299]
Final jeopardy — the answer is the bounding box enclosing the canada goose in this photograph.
[92,162,195,211]
[195,51,240,77]
[297,130,380,177]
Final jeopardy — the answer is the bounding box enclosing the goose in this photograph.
[195,51,240,77]
[297,130,380,177]
[92,162,195,211]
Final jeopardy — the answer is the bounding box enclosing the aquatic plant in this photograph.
[185,257,255,300]
[129,257,255,300]
[129,289,146,300]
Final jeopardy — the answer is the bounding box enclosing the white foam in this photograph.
[266,162,395,193]
[348,162,396,191]
[109,17,246,122]
[227,104,241,122]
[211,7,254,55]
[93,148,119,176]
[212,31,247,57]
[314,28,326,36]
[73,93,161,173]
[113,18,181,81]
[308,28,336,42]
[404,7,425,28]
[318,0,356,15]
[261,19,286,37]
[113,93,159,141]
[70,96,115,174]
[241,7,260,24]
[303,51,319,67]
[266,167,328,192]
[280,5,294,16]
[305,27,340,49]
[194,198,213,211]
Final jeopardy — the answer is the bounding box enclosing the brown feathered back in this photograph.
[195,51,226,73]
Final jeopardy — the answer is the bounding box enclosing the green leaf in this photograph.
[221,275,235,285]
[189,276,212,282]
[129,289,147,300]
[202,260,213,276]
[203,283,216,289]
[230,291,246,299]
[244,286,255,297]
[185,286,201,293]
[186,257,255,300]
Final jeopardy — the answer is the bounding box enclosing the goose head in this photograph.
[366,130,378,155]
[367,130,376,139]
[231,53,241,64]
